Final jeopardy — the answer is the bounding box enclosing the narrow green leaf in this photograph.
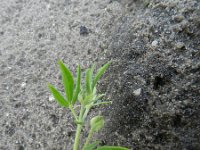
[93,62,111,89]
[93,101,112,107]
[96,146,130,150]
[58,60,74,102]
[78,90,84,103]
[95,94,105,101]
[83,141,100,150]
[72,65,81,104]
[85,68,92,94]
[48,83,69,107]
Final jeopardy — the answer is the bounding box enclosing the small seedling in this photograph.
[48,60,129,150]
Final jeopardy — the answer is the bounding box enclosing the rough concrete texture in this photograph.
[100,0,200,149]
[0,0,124,149]
[0,0,200,150]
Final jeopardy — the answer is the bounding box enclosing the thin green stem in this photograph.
[83,129,94,149]
[73,124,82,150]
[82,107,90,121]
[73,106,85,150]
[69,105,78,121]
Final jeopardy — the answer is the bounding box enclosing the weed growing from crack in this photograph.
[48,60,129,150]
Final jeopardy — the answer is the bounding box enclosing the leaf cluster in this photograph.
[48,60,110,109]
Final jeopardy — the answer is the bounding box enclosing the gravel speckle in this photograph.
[133,88,142,96]
[151,40,158,47]
[48,95,54,102]
[175,42,185,49]
[80,26,89,35]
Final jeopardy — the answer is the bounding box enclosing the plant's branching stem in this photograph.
[73,105,85,150]
[82,107,90,121]
[83,129,94,149]
[69,105,78,121]
[73,124,82,150]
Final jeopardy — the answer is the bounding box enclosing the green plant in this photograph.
[48,60,129,150]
